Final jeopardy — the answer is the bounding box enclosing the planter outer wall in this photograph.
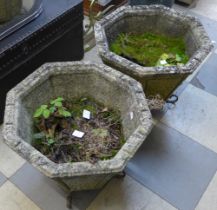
[3,62,153,192]
[95,5,213,100]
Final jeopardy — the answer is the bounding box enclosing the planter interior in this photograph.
[95,5,213,100]
[3,62,152,192]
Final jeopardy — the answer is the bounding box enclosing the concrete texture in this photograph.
[191,12,217,44]
[0,126,25,178]
[3,61,153,191]
[95,5,213,99]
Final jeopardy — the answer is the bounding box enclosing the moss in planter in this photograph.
[110,32,189,67]
[32,97,124,164]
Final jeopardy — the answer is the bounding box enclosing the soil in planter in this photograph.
[110,32,189,67]
[32,97,124,164]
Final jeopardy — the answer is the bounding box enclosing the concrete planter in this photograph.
[3,62,152,193]
[95,5,213,100]
[0,0,22,23]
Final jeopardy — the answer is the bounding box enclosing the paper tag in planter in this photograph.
[72,130,85,138]
[83,109,91,119]
[160,60,167,65]
[130,112,134,120]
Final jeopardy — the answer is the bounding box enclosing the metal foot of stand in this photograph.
[166,94,178,108]
[115,171,126,178]
[65,170,126,208]
[66,191,73,209]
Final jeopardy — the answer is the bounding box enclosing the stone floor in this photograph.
[1,1,217,210]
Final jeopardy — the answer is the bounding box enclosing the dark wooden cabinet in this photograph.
[0,0,84,122]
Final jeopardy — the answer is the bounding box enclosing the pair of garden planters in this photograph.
[3,5,212,208]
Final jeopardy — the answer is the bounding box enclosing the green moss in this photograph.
[110,32,189,67]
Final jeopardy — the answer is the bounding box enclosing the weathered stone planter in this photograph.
[3,62,152,193]
[95,5,213,100]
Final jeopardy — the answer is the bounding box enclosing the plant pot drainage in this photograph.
[3,62,153,208]
[95,5,213,101]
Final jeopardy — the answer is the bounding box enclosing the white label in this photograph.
[160,60,167,65]
[130,112,134,120]
[72,130,85,138]
[83,109,91,119]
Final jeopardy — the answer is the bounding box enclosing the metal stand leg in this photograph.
[66,191,73,209]
[166,94,178,109]
[115,171,126,178]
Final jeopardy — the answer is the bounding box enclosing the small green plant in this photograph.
[33,97,71,120]
[33,105,50,119]
[33,97,72,148]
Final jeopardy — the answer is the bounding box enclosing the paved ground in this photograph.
[1,1,217,210]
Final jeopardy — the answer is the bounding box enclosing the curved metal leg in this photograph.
[66,191,73,209]
[115,170,126,178]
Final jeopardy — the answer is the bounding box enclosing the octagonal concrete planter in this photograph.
[95,5,213,100]
[3,62,152,193]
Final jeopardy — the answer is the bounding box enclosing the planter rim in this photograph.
[3,61,153,178]
[94,5,213,77]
